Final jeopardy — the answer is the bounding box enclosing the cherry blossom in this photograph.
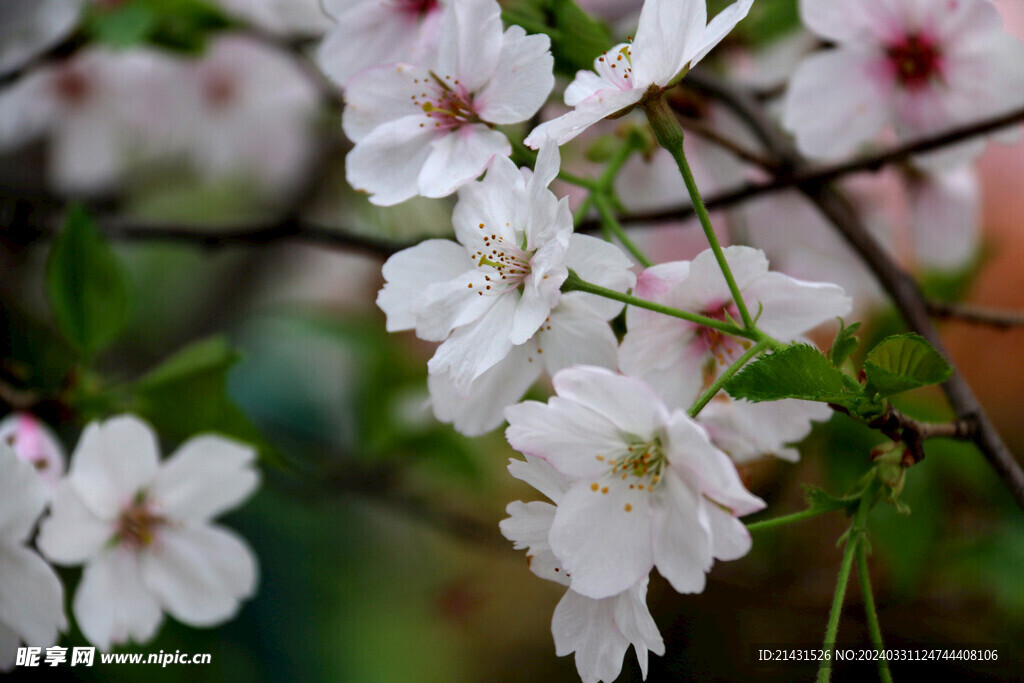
[783,0,1024,164]
[341,0,553,205]
[377,144,628,393]
[524,0,754,147]
[500,455,664,683]
[219,0,333,35]
[318,0,445,88]
[505,366,765,599]
[619,246,852,410]
[0,443,66,671]
[0,413,65,492]
[37,416,260,651]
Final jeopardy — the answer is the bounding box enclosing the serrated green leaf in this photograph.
[724,343,862,406]
[864,333,953,397]
[802,484,858,514]
[45,206,130,360]
[133,336,284,468]
[829,318,860,367]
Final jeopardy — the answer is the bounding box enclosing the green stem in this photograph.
[857,542,894,683]
[594,193,653,267]
[817,485,875,683]
[745,506,835,533]
[564,271,749,337]
[689,339,769,417]
[643,94,755,330]
[573,195,595,228]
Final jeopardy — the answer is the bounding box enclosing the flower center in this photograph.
[698,302,745,365]
[887,34,943,90]
[398,0,438,16]
[596,44,634,89]
[53,69,91,106]
[203,72,238,109]
[116,496,166,550]
[413,72,480,131]
[467,222,532,296]
[608,438,666,490]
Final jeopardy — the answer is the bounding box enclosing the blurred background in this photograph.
[2,0,1024,680]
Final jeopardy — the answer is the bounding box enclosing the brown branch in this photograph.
[927,300,1024,329]
[688,71,1024,511]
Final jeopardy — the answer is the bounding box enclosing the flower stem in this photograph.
[688,339,770,417]
[857,542,894,683]
[817,485,875,683]
[594,193,652,267]
[563,270,749,337]
[745,506,835,533]
[643,93,755,330]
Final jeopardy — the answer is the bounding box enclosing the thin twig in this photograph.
[927,300,1024,329]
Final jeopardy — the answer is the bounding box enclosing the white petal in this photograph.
[701,398,831,464]
[565,70,612,107]
[141,524,257,627]
[476,26,553,124]
[798,0,880,44]
[345,114,436,206]
[632,0,707,85]
[613,578,665,677]
[618,319,705,412]
[664,413,765,516]
[564,234,636,319]
[908,167,980,270]
[417,125,510,198]
[552,366,670,439]
[550,478,654,599]
[782,49,891,159]
[74,547,163,652]
[507,455,572,504]
[499,500,568,586]
[0,413,66,490]
[377,240,474,332]
[37,481,112,564]
[746,272,851,341]
[0,444,46,542]
[428,343,541,436]
[705,500,752,562]
[434,0,502,93]
[318,7,427,89]
[427,291,519,390]
[0,543,66,648]
[452,153,527,248]
[0,0,81,74]
[149,436,259,523]
[552,590,630,683]
[341,63,430,141]
[688,0,755,68]
[68,416,160,522]
[539,298,620,375]
[505,397,625,479]
[0,621,18,672]
[627,261,692,330]
[650,469,712,593]
[524,87,643,148]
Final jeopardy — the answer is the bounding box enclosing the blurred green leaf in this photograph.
[725,343,863,406]
[132,336,284,467]
[85,0,230,53]
[829,319,860,368]
[802,484,859,515]
[864,333,953,398]
[45,206,131,361]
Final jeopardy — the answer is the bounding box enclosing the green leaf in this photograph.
[45,206,131,360]
[803,484,858,515]
[503,0,612,76]
[85,2,159,47]
[724,343,862,405]
[133,336,284,467]
[829,318,860,368]
[864,333,953,397]
[85,0,230,53]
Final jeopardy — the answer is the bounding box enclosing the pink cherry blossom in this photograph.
[0,413,65,492]
[525,0,754,147]
[342,0,553,205]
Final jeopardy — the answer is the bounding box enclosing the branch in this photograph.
[927,300,1024,329]
[690,72,1024,512]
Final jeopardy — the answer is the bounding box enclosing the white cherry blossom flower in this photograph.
[0,413,65,493]
[342,0,553,205]
[783,0,1024,164]
[428,233,635,436]
[219,0,333,36]
[500,455,664,683]
[619,246,852,410]
[317,0,445,88]
[37,416,260,652]
[699,397,831,464]
[524,0,754,147]
[378,144,620,393]
[0,443,66,671]
[505,366,765,599]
